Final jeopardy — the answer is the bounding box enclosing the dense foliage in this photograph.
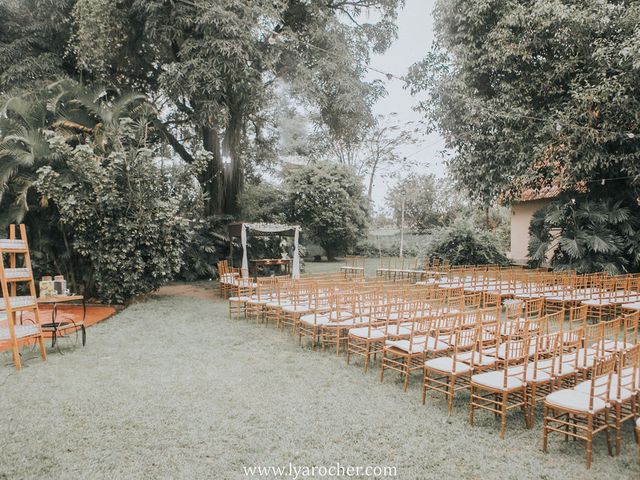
[0,82,210,302]
[0,0,404,301]
[386,174,445,233]
[408,0,640,202]
[36,125,186,303]
[285,163,369,260]
[69,0,403,215]
[421,219,509,266]
[408,0,640,271]
[528,192,640,274]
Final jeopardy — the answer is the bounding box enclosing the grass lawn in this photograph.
[1,274,639,479]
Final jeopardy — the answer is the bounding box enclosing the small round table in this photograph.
[38,295,86,352]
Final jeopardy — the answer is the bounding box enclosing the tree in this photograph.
[70,0,404,215]
[386,174,439,233]
[284,162,369,260]
[36,120,187,303]
[334,115,423,199]
[0,80,146,226]
[0,81,191,300]
[386,173,471,233]
[406,0,640,203]
[0,0,77,95]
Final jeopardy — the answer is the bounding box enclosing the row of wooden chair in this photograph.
[223,270,640,467]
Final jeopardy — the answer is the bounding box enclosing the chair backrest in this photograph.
[568,304,588,329]
[530,331,561,381]
[451,326,477,370]
[615,344,640,400]
[622,312,639,346]
[501,334,532,388]
[545,310,565,334]
[588,353,617,410]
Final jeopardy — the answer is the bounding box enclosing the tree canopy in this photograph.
[407,0,640,202]
[285,162,369,260]
[68,0,403,214]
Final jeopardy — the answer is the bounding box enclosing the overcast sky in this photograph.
[365,0,447,210]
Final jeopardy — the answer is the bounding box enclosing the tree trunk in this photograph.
[201,125,224,215]
[222,109,244,215]
[367,163,378,199]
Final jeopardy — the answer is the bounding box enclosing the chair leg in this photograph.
[422,367,428,405]
[37,335,47,361]
[586,416,593,469]
[615,404,621,456]
[605,410,613,457]
[447,375,456,416]
[500,393,507,439]
[543,406,549,452]
[469,386,475,426]
[403,359,410,392]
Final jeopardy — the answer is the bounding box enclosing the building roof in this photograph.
[515,185,562,203]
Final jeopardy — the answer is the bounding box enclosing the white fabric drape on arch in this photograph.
[240,223,301,279]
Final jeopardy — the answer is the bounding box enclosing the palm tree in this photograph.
[0,80,147,227]
[528,193,640,274]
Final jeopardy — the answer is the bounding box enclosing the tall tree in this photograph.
[406,0,640,202]
[70,0,403,215]
[0,0,77,95]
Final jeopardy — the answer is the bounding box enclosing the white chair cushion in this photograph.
[385,338,426,354]
[471,371,524,390]
[228,296,251,302]
[582,298,611,306]
[384,324,412,336]
[425,356,472,374]
[265,301,291,308]
[349,327,385,339]
[299,314,330,326]
[281,304,312,313]
[545,389,607,413]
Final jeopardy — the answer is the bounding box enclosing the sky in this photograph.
[364,0,447,210]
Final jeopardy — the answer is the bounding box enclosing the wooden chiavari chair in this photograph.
[245,277,277,323]
[470,333,531,438]
[320,289,367,355]
[423,324,477,414]
[520,331,562,427]
[346,289,388,372]
[228,276,256,319]
[262,277,294,327]
[280,281,315,332]
[601,344,639,455]
[379,300,427,391]
[543,353,617,468]
[297,283,335,348]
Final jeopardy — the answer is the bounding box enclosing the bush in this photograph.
[36,122,187,303]
[420,219,509,266]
